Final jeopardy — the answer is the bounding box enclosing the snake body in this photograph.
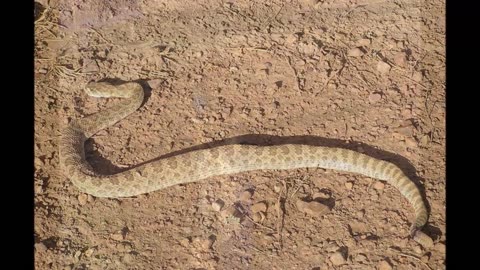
[59,82,433,247]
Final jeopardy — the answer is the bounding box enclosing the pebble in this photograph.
[220,205,240,219]
[116,242,133,252]
[354,253,367,262]
[35,184,45,194]
[377,260,393,270]
[357,38,371,47]
[296,200,330,217]
[211,199,224,212]
[419,134,430,145]
[329,251,346,266]
[84,248,95,257]
[300,0,320,6]
[325,242,340,252]
[303,237,312,245]
[345,182,354,190]
[35,242,47,253]
[368,93,382,103]
[413,71,423,82]
[273,183,283,193]
[110,233,124,241]
[356,209,365,219]
[421,254,430,263]
[405,138,418,148]
[413,244,423,254]
[77,194,88,206]
[82,60,99,73]
[347,48,364,57]
[376,61,391,74]
[147,79,163,89]
[201,235,216,249]
[122,253,133,263]
[251,202,267,213]
[435,242,446,253]
[239,190,253,202]
[34,157,44,168]
[252,212,265,223]
[313,191,330,200]
[373,181,385,190]
[393,52,407,67]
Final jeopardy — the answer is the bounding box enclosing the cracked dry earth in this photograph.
[34,0,445,269]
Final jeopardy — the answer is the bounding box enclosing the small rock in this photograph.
[419,134,430,145]
[376,61,391,74]
[345,182,354,190]
[82,60,99,73]
[435,242,446,253]
[34,157,44,168]
[147,79,163,89]
[116,242,133,252]
[212,199,224,212]
[122,253,133,263]
[37,67,48,74]
[357,38,371,47]
[393,52,407,67]
[413,244,423,254]
[178,237,190,247]
[368,93,382,103]
[373,181,385,190]
[313,191,330,200]
[329,251,346,266]
[273,183,283,193]
[84,248,95,257]
[299,0,320,6]
[377,260,393,270]
[300,238,310,248]
[35,242,47,253]
[252,212,265,223]
[220,205,240,219]
[356,209,365,219]
[413,71,423,82]
[251,202,267,213]
[347,47,364,57]
[35,184,45,194]
[239,190,253,202]
[405,138,418,148]
[325,242,340,252]
[110,233,124,241]
[355,253,367,262]
[77,194,88,205]
[201,235,216,249]
[296,200,330,217]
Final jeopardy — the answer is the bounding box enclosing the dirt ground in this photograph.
[34,0,445,269]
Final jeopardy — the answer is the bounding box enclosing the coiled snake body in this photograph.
[59,82,433,247]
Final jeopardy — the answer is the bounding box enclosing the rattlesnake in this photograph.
[59,81,433,248]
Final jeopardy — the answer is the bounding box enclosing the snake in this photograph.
[59,81,433,248]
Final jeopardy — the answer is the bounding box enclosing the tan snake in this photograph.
[59,81,433,248]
